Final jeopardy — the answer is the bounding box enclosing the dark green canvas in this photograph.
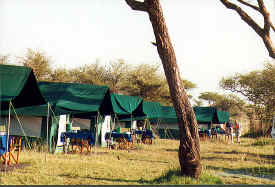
[110,94,145,119]
[0,64,46,110]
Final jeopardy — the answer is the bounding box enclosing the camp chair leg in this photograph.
[16,137,22,164]
[1,153,7,164]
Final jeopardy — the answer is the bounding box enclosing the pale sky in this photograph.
[1,0,274,101]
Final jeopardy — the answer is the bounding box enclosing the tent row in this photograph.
[0,64,230,152]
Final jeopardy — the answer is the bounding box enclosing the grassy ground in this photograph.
[0,137,274,185]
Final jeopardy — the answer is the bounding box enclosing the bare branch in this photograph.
[257,0,271,33]
[236,0,260,11]
[271,23,275,33]
[220,0,264,36]
[125,0,147,12]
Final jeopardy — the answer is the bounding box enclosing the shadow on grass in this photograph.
[165,148,178,152]
[59,168,222,184]
[213,151,275,161]
[58,174,150,184]
[127,158,169,164]
[206,165,275,180]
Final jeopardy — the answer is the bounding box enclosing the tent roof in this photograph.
[157,106,230,124]
[119,101,162,122]
[143,101,162,119]
[110,93,145,116]
[38,81,113,117]
[217,110,230,124]
[0,64,46,110]
[193,107,230,124]
[2,81,113,117]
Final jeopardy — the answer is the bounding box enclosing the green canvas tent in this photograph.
[0,64,46,110]
[1,81,113,117]
[193,107,230,124]
[157,106,230,124]
[119,101,162,122]
[37,82,114,151]
[39,81,113,117]
[1,81,113,152]
[156,106,230,139]
[110,93,145,119]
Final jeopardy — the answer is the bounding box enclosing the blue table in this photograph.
[105,132,133,149]
[105,132,132,142]
[135,130,154,144]
[61,132,95,153]
[61,132,95,145]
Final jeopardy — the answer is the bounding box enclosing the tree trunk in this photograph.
[125,0,202,178]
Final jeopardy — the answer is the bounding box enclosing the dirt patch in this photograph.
[0,163,30,173]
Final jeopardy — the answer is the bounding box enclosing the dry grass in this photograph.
[0,137,274,185]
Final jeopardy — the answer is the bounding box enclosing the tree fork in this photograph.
[220,0,275,59]
[125,0,202,178]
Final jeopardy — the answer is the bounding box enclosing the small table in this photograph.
[135,130,154,144]
[105,132,133,149]
[61,132,95,153]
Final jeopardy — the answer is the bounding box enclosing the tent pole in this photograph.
[46,102,50,160]
[108,114,116,149]
[94,113,99,153]
[5,101,11,167]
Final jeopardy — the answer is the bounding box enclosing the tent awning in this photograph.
[110,93,145,118]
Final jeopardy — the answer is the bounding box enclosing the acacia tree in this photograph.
[220,62,275,120]
[125,0,201,178]
[220,0,275,58]
[18,49,52,81]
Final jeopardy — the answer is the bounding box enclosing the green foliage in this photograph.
[198,91,245,116]
[11,48,196,105]
[103,59,130,93]
[0,55,9,65]
[49,68,72,83]
[121,63,196,105]
[193,98,203,107]
[18,49,52,81]
[220,61,275,121]
[199,92,223,106]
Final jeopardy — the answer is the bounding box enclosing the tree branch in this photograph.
[125,0,147,12]
[220,0,264,36]
[236,0,260,12]
[271,23,275,33]
[257,0,271,34]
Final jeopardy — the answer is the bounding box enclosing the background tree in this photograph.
[125,0,202,178]
[193,99,203,107]
[198,92,223,106]
[198,92,246,116]
[103,59,130,93]
[49,68,72,83]
[220,61,275,121]
[0,55,9,65]
[121,63,196,105]
[220,0,275,58]
[67,63,106,85]
[18,49,52,81]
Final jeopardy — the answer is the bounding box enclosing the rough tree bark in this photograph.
[125,0,202,178]
[220,0,275,59]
